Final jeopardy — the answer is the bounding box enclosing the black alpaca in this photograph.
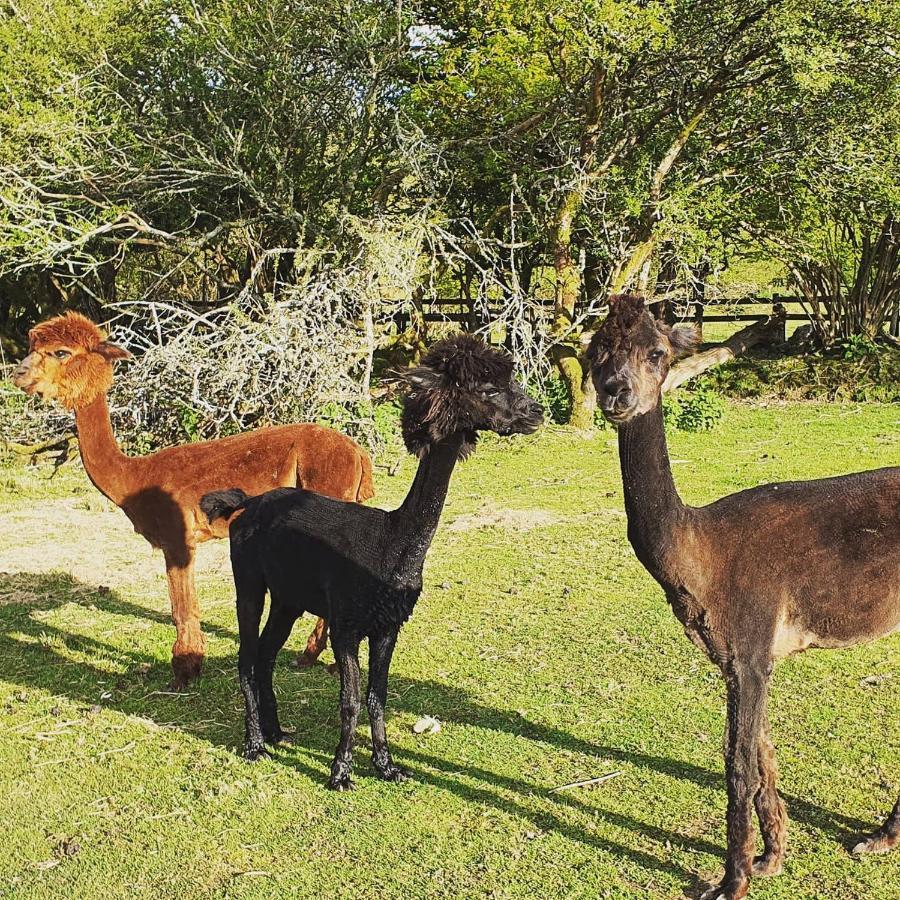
[201,334,543,790]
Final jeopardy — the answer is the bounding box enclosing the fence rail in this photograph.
[413,294,811,327]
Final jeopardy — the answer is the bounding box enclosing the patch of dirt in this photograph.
[0,497,230,590]
[446,505,563,533]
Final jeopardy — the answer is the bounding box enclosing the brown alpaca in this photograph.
[587,294,899,900]
[14,312,374,687]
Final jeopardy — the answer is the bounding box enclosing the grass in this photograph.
[0,400,898,899]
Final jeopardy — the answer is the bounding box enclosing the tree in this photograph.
[0,0,423,337]
[407,0,900,420]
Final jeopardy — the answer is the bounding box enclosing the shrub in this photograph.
[530,375,571,425]
[699,346,900,404]
[664,388,725,432]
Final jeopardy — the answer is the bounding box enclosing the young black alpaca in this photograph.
[201,335,543,790]
[587,294,899,900]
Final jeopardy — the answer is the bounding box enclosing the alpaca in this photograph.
[13,312,374,687]
[587,294,899,900]
[201,334,543,788]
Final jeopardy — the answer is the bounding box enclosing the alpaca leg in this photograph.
[294,617,329,668]
[256,601,299,744]
[701,663,769,900]
[367,630,409,783]
[236,575,268,761]
[165,547,205,689]
[752,715,787,876]
[328,633,362,791]
[852,798,900,856]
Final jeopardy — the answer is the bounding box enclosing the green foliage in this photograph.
[316,398,403,454]
[699,347,900,404]
[371,398,403,447]
[663,388,725,432]
[175,404,202,443]
[121,431,159,457]
[0,380,27,418]
[840,334,881,361]
[314,400,350,432]
[2,0,899,418]
[530,375,570,425]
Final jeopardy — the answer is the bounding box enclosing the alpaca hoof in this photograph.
[752,853,783,877]
[292,652,318,669]
[698,888,729,900]
[326,661,339,676]
[376,764,412,783]
[244,743,272,762]
[699,876,748,900]
[264,726,294,745]
[327,774,355,792]
[851,833,898,857]
[267,724,295,744]
[170,652,203,689]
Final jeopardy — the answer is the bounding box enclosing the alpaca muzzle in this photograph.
[12,354,38,392]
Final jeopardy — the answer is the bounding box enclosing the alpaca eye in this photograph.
[649,348,665,362]
[53,349,71,360]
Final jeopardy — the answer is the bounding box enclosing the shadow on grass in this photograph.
[0,571,879,891]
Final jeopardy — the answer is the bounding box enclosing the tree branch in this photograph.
[663,304,787,391]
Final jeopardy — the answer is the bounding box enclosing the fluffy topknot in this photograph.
[400,334,515,458]
[587,293,699,362]
[29,311,106,353]
[586,294,649,362]
[418,333,514,390]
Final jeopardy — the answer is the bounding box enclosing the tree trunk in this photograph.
[550,191,595,429]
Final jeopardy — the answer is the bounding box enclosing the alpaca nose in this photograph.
[12,355,35,385]
[603,377,627,399]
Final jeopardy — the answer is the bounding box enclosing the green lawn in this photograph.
[0,401,898,899]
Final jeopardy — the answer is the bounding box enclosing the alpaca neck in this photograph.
[74,394,134,506]
[617,400,691,585]
[390,432,466,576]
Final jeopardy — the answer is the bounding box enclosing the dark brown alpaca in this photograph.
[14,312,374,687]
[587,294,899,900]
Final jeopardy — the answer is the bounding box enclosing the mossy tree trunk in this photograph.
[548,63,608,429]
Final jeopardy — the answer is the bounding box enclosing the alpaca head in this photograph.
[13,312,131,410]
[587,294,700,423]
[401,334,543,458]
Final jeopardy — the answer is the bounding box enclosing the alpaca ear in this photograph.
[668,325,701,356]
[96,341,132,362]
[402,366,444,391]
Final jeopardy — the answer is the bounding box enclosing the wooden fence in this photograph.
[412,294,810,328]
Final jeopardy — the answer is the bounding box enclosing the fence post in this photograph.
[691,274,706,338]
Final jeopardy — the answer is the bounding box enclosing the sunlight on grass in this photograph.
[0,401,897,898]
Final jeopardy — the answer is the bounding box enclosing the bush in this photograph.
[663,388,725,432]
[839,334,881,362]
[0,378,74,448]
[317,398,403,456]
[698,345,900,404]
[530,374,571,425]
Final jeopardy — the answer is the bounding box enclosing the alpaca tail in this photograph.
[357,451,375,503]
[200,488,249,526]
